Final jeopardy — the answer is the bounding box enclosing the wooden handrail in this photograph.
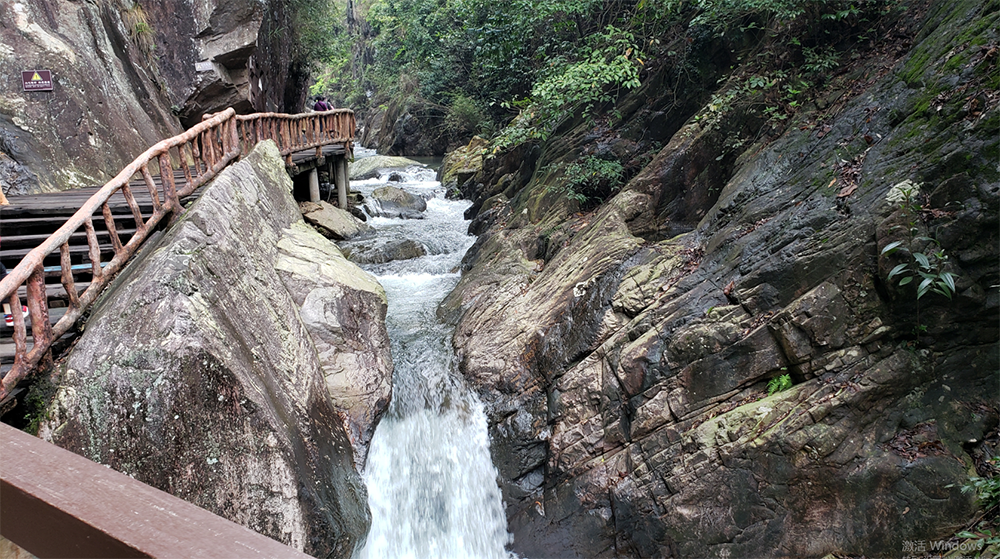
[0,422,312,558]
[0,108,355,401]
[236,109,356,165]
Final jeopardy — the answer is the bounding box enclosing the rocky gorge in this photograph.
[439,1,999,556]
[0,0,997,557]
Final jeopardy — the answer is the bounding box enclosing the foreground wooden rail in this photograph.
[0,422,311,558]
[0,108,354,402]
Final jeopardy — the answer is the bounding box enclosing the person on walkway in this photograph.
[314,96,331,111]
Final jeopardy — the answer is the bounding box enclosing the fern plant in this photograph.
[767,373,792,395]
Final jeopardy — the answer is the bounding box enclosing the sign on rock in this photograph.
[22,70,53,92]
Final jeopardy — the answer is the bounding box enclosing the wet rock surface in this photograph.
[365,185,428,219]
[443,2,999,557]
[300,200,374,240]
[39,142,387,558]
[348,155,423,180]
[341,238,428,265]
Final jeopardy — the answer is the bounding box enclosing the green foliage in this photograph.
[121,3,156,59]
[671,0,883,34]
[802,45,840,74]
[880,180,958,301]
[490,110,547,153]
[959,457,1000,511]
[767,373,793,395]
[548,155,625,206]
[23,376,58,436]
[955,525,1000,555]
[529,26,644,127]
[444,94,493,138]
[336,0,895,157]
[292,0,344,67]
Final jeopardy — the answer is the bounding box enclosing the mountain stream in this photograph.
[347,156,513,559]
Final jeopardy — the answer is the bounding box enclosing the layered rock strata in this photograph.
[1,0,307,196]
[40,141,391,557]
[443,2,999,557]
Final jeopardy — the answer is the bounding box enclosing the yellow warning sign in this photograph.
[21,70,53,91]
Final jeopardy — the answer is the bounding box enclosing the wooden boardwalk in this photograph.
[1,111,354,395]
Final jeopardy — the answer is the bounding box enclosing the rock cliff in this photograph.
[0,0,181,194]
[1,0,308,196]
[39,141,391,557]
[443,2,999,556]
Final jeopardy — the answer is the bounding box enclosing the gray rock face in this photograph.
[0,0,181,194]
[348,155,423,180]
[275,221,393,466]
[341,238,428,265]
[357,102,451,156]
[365,185,427,219]
[140,0,261,127]
[300,200,374,240]
[0,0,305,196]
[444,3,999,557]
[39,141,389,558]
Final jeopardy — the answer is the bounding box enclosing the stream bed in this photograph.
[347,159,512,559]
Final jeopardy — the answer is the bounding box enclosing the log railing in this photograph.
[235,109,355,164]
[0,108,354,402]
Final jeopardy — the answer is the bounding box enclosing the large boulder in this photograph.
[300,201,374,240]
[438,135,488,196]
[275,221,392,466]
[348,155,423,180]
[445,2,999,557]
[365,185,427,219]
[39,141,390,558]
[340,238,428,265]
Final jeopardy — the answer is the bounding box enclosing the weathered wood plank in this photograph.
[0,423,312,559]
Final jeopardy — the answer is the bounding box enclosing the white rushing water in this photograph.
[349,157,513,559]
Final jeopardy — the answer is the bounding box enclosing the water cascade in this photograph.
[348,158,512,559]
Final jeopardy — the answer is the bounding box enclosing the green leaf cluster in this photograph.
[960,458,1000,513]
[880,181,959,301]
[767,373,793,395]
[528,26,644,130]
[312,0,900,151]
[548,155,626,206]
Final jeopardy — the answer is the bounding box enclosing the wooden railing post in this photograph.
[25,265,52,370]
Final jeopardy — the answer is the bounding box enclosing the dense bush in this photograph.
[308,0,901,154]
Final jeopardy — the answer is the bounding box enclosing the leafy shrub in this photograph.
[490,110,546,153]
[961,457,1000,512]
[548,155,625,205]
[880,180,958,301]
[530,26,643,129]
[444,95,492,138]
[802,45,840,74]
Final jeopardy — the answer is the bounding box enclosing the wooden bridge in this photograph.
[0,107,356,405]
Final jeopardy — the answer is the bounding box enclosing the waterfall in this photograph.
[348,157,513,559]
